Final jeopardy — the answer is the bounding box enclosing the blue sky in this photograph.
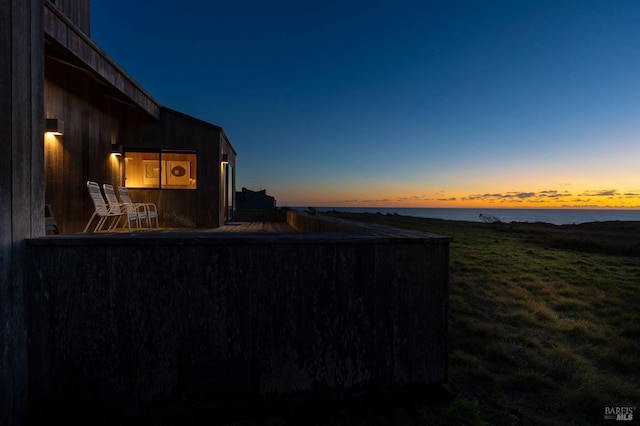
[91,0,640,207]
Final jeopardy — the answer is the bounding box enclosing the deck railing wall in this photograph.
[25,215,449,420]
[233,209,287,222]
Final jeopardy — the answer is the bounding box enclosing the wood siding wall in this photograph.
[44,59,236,231]
[1,1,44,425]
[26,230,449,418]
[43,5,236,231]
[128,108,229,228]
[44,56,155,233]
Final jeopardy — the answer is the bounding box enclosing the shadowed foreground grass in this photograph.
[135,213,639,425]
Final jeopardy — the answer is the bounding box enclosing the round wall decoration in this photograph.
[171,165,187,177]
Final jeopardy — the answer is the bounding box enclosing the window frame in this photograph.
[123,148,197,190]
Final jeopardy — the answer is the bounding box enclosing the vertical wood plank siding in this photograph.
[44,57,155,233]
[26,230,449,416]
[43,2,236,232]
[1,1,44,425]
[129,108,227,228]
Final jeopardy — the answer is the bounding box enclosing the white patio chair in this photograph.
[83,181,123,232]
[118,186,159,229]
[102,183,144,232]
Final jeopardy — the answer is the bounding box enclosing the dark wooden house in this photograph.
[3,2,238,421]
[43,0,236,232]
[2,4,449,425]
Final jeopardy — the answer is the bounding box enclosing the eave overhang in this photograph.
[44,1,160,119]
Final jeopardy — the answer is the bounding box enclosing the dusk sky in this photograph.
[92,1,640,208]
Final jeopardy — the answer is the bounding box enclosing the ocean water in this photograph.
[307,207,640,226]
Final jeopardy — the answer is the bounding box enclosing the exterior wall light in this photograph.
[221,153,229,164]
[46,118,64,135]
[111,143,123,156]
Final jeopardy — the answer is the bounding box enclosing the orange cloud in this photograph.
[322,187,640,208]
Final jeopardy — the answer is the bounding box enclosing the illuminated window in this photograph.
[162,151,197,189]
[124,150,197,189]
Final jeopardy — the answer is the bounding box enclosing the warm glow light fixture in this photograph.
[221,153,229,164]
[111,143,123,156]
[46,118,64,135]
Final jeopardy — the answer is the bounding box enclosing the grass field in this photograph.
[139,213,639,425]
[322,212,640,425]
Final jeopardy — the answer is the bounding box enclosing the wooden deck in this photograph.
[64,221,296,235]
[210,221,295,233]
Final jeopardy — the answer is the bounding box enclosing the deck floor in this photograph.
[69,221,296,235]
[209,221,295,233]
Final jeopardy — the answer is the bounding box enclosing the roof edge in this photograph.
[44,1,161,119]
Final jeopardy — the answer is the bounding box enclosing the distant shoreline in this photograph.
[292,206,640,226]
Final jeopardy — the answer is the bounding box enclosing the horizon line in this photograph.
[283,205,640,210]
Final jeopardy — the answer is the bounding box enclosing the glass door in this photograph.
[223,163,234,221]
